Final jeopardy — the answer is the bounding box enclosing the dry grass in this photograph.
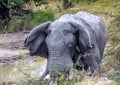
[75,77,113,85]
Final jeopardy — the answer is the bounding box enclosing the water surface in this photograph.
[0,57,47,82]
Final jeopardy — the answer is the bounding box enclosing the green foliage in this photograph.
[0,0,50,33]
[0,0,55,33]
[5,0,49,9]
[33,0,49,6]
[0,11,55,33]
[31,11,55,24]
[62,0,99,10]
[0,20,9,33]
[115,76,120,85]
[63,0,74,10]
[8,0,24,8]
[8,16,33,32]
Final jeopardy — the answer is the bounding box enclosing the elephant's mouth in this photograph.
[48,54,73,79]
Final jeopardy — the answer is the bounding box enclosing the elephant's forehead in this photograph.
[49,21,72,31]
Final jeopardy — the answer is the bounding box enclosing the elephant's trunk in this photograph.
[48,46,73,79]
[49,49,65,72]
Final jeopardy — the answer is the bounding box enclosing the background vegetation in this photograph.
[0,0,120,84]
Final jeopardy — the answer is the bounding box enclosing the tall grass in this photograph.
[108,8,120,64]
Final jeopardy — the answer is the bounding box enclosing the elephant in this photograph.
[24,11,107,79]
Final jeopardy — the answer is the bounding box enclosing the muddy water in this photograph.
[0,32,48,82]
[0,57,47,82]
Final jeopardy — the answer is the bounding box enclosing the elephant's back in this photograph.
[76,11,107,39]
[75,11,101,26]
[76,11,108,57]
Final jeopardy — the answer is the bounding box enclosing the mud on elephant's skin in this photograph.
[24,11,107,79]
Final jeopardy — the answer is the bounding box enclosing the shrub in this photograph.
[0,11,55,33]
[8,15,34,32]
[31,11,55,24]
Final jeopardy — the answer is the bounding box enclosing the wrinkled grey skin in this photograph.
[24,11,107,79]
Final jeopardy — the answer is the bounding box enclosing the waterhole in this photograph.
[0,56,47,82]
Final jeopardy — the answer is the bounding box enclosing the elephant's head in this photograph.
[24,15,94,79]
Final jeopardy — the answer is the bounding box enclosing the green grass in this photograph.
[115,76,120,85]
[31,11,55,24]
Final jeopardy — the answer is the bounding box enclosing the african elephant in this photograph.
[24,11,107,79]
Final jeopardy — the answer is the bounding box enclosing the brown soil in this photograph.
[0,31,29,64]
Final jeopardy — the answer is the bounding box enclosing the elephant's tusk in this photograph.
[41,69,49,78]
[68,68,73,80]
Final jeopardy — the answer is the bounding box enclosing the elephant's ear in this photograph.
[24,21,52,58]
[69,18,94,49]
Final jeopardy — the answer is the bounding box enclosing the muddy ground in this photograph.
[0,32,29,65]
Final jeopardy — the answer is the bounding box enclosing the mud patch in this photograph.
[0,49,29,65]
[0,32,29,65]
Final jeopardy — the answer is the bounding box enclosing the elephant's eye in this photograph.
[46,29,51,33]
[63,30,71,36]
